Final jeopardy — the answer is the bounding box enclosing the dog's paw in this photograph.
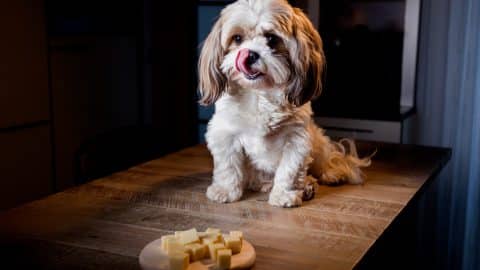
[268,188,303,208]
[299,175,317,201]
[302,183,315,201]
[206,184,242,203]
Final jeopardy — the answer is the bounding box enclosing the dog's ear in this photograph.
[285,8,325,106]
[198,17,227,106]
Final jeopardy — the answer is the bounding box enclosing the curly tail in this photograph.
[309,126,372,185]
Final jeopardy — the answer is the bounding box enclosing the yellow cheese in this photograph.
[166,240,185,255]
[198,232,217,239]
[216,249,232,270]
[184,243,207,262]
[177,228,200,245]
[206,228,221,234]
[224,236,242,254]
[160,235,177,251]
[168,252,189,270]
[229,231,243,241]
[183,245,194,262]
[197,232,208,238]
[163,228,244,269]
[201,233,222,244]
[207,243,226,261]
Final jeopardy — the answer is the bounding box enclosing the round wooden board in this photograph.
[139,238,256,270]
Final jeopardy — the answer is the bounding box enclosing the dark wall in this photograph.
[144,0,198,150]
[0,0,199,207]
[46,0,199,189]
[46,0,144,189]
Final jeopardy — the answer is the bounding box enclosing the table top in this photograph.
[0,142,450,270]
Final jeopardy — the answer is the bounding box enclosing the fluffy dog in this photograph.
[198,0,370,207]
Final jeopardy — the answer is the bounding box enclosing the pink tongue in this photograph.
[235,48,258,76]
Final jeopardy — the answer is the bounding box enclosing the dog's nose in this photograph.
[246,50,260,65]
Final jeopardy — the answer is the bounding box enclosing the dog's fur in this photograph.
[198,0,370,207]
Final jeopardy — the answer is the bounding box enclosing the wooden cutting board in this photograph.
[139,238,256,270]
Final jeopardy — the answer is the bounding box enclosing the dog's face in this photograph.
[199,0,325,106]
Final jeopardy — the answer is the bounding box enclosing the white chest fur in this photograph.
[208,89,312,173]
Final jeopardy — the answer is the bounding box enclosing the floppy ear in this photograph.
[198,18,227,106]
[285,8,325,106]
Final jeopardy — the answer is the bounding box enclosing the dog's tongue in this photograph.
[235,48,258,76]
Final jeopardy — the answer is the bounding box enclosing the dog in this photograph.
[198,0,370,207]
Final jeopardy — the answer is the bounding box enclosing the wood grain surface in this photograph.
[0,142,450,270]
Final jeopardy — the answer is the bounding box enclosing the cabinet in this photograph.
[0,0,52,209]
[0,127,52,209]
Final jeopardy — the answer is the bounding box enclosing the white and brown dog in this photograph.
[198,0,370,207]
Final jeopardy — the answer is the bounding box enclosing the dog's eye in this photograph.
[265,33,280,47]
[232,34,243,45]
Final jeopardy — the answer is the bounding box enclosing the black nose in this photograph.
[246,50,260,65]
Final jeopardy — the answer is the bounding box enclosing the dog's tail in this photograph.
[309,125,372,185]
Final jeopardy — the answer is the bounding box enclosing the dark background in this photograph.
[0,1,478,270]
[1,0,199,204]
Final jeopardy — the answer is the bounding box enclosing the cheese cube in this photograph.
[161,235,177,251]
[168,252,189,270]
[201,233,222,244]
[177,228,200,245]
[224,236,242,254]
[183,245,194,262]
[207,243,226,260]
[166,240,185,255]
[198,232,216,240]
[216,249,232,270]
[197,232,208,238]
[229,231,243,241]
[206,228,221,234]
[184,243,207,262]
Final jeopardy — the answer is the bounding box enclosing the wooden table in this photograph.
[0,142,450,270]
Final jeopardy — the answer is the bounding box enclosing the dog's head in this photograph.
[198,0,325,106]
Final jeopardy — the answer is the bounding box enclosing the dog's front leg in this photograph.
[206,134,246,203]
[268,131,312,207]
